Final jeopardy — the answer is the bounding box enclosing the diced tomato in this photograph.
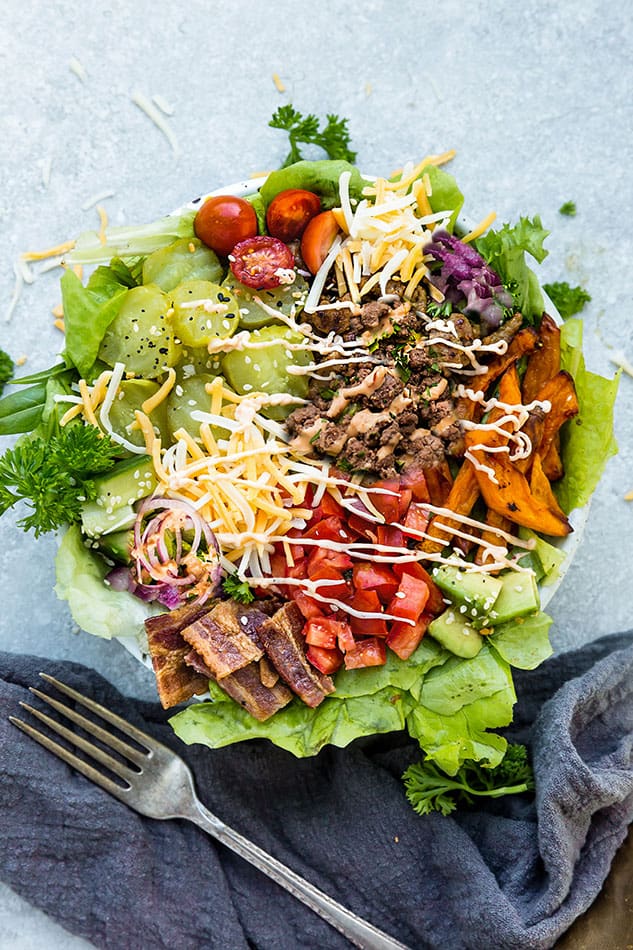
[344,637,387,669]
[376,524,406,549]
[303,516,356,547]
[386,613,433,660]
[308,563,350,600]
[392,561,445,615]
[336,623,356,653]
[402,503,430,541]
[387,573,429,623]
[306,644,344,675]
[347,513,377,541]
[305,617,354,652]
[400,468,431,503]
[294,591,324,620]
[352,563,399,604]
[348,589,388,637]
[368,479,401,524]
[307,546,353,576]
[319,492,345,518]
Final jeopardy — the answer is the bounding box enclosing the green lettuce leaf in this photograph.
[259,160,368,210]
[170,686,412,758]
[556,318,620,513]
[418,164,464,231]
[68,210,196,266]
[475,216,550,322]
[489,611,553,670]
[61,270,128,377]
[54,525,158,639]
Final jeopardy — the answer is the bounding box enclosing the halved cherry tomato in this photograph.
[300,211,340,274]
[229,235,295,290]
[387,573,429,623]
[194,195,258,257]
[306,644,344,675]
[386,613,433,660]
[344,637,387,670]
[266,189,321,242]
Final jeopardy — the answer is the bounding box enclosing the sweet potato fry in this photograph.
[422,459,479,553]
[530,452,568,522]
[522,314,561,404]
[541,436,564,481]
[535,371,579,460]
[466,445,572,536]
[457,327,539,422]
[423,461,454,507]
[475,508,513,567]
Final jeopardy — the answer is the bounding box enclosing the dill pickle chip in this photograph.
[171,280,239,348]
[223,272,309,329]
[142,237,223,292]
[98,284,179,378]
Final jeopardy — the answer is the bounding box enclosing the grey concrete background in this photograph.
[0,0,631,945]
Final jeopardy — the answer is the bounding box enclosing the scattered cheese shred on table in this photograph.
[131,90,180,155]
[272,73,286,92]
[69,57,87,82]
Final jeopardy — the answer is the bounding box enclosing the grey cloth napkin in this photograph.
[1,631,632,950]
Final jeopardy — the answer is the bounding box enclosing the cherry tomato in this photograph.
[194,195,258,257]
[229,235,295,290]
[300,211,340,275]
[266,189,321,243]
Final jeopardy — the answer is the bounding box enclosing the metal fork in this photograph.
[10,674,409,950]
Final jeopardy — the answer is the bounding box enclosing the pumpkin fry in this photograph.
[522,314,561,403]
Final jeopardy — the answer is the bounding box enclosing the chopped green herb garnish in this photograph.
[403,743,534,816]
[269,105,356,167]
[558,201,577,216]
[222,574,256,604]
[543,281,591,320]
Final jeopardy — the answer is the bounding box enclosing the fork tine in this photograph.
[39,673,155,751]
[29,686,148,767]
[10,716,130,802]
[18,701,138,783]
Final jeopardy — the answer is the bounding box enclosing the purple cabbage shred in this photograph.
[426,230,514,332]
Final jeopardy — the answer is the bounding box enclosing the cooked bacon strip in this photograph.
[261,603,335,707]
[180,600,269,679]
[216,663,293,721]
[145,602,214,709]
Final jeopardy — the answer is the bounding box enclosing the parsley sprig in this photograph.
[269,105,356,167]
[403,744,534,816]
[0,425,118,536]
[542,281,591,320]
[222,573,256,604]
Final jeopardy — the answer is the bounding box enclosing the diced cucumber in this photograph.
[428,609,484,658]
[95,529,134,565]
[81,456,156,537]
[486,571,540,626]
[431,565,503,623]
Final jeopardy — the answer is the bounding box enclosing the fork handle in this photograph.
[188,802,410,950]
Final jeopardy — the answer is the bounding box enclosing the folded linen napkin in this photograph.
[1,632,632,950]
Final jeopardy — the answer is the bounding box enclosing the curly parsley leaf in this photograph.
[543,281,591,320]
[0,349,14,396]
[0,425,118,537]
[558,201,577,217]
[403,743,534,816]
[222,574,255,604]
[269,105,356,167]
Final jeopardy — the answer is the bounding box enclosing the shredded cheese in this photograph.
[131,90,180,155]
[21,240,76,262]
[461,211,497,244]
[272,72,286,92]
